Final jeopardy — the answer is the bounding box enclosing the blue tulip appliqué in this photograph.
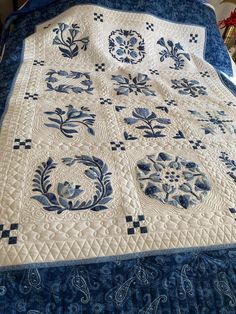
[53,23,89,59]
[124,107,171,138]
[57,182,83,199]
[44,105,95,138]
[157,37,190,70]
[31,156,113,214]
[136,152,211,209]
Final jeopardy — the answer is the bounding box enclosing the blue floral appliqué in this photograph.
[31,156,113,214]
[112,73,156,96]
[108,29,145,64]
[171,78,207,97]
[157,37,190,70]
[44,105,95,138]
[124,107,171,138]
[46,70,94,94]
[219,152,236,183]
[189,110,236,135]
[137,152,211,209]
[53,23,89,59]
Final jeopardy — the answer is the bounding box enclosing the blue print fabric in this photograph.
[0,0,236,313]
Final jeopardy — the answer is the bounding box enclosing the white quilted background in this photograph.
[0,4,236,267]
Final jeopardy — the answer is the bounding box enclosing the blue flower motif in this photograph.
[124,107,171,138]
[137,162,151,174]
[53,23,89,59]
[137,152,211,209]
[109,29,145,64]
[112,73,156,96]
[46,76,58,83]
[157,37,190,70]
[189,110,235,135]
[44,105,96,138]
[145,183,160,196]
[219,152,236,183]
[57,182,83,199]
[45,70,94,95]
[171,78,207,98]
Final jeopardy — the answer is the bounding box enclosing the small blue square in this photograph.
[126,216,133,223]
[8,237,17,245]
[2,230,10,238]
[0,224,3,231]
[10,223,18,230]
[140,226,148,234]
[127,228,135,235]
[133,221,140,228]
[138,215,145,221]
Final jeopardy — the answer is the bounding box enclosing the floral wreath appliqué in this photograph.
[108,29,145,64]
[46,70,94,95]
[31,156,113,214]
[137,152,211,209]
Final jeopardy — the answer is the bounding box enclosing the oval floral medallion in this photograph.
[108,29,145,64]
[136,152,211,209]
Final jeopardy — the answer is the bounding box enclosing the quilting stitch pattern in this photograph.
[0,3,236,269]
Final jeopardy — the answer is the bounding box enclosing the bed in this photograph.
[1,0,236,312]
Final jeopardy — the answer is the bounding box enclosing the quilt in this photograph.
[1,0,236,312]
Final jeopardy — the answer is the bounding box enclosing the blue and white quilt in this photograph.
[1,0,236,312]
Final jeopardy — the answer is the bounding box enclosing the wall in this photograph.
[208,0,235,22]
[0,0,27,23]
[0,0,13,23]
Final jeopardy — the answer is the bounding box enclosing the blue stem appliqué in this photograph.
[53,23,89,59]
[157,37,190,70]
[44,105,96,138]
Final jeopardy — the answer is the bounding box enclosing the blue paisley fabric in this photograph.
[0,1,236,313]
[2,247,236,313]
